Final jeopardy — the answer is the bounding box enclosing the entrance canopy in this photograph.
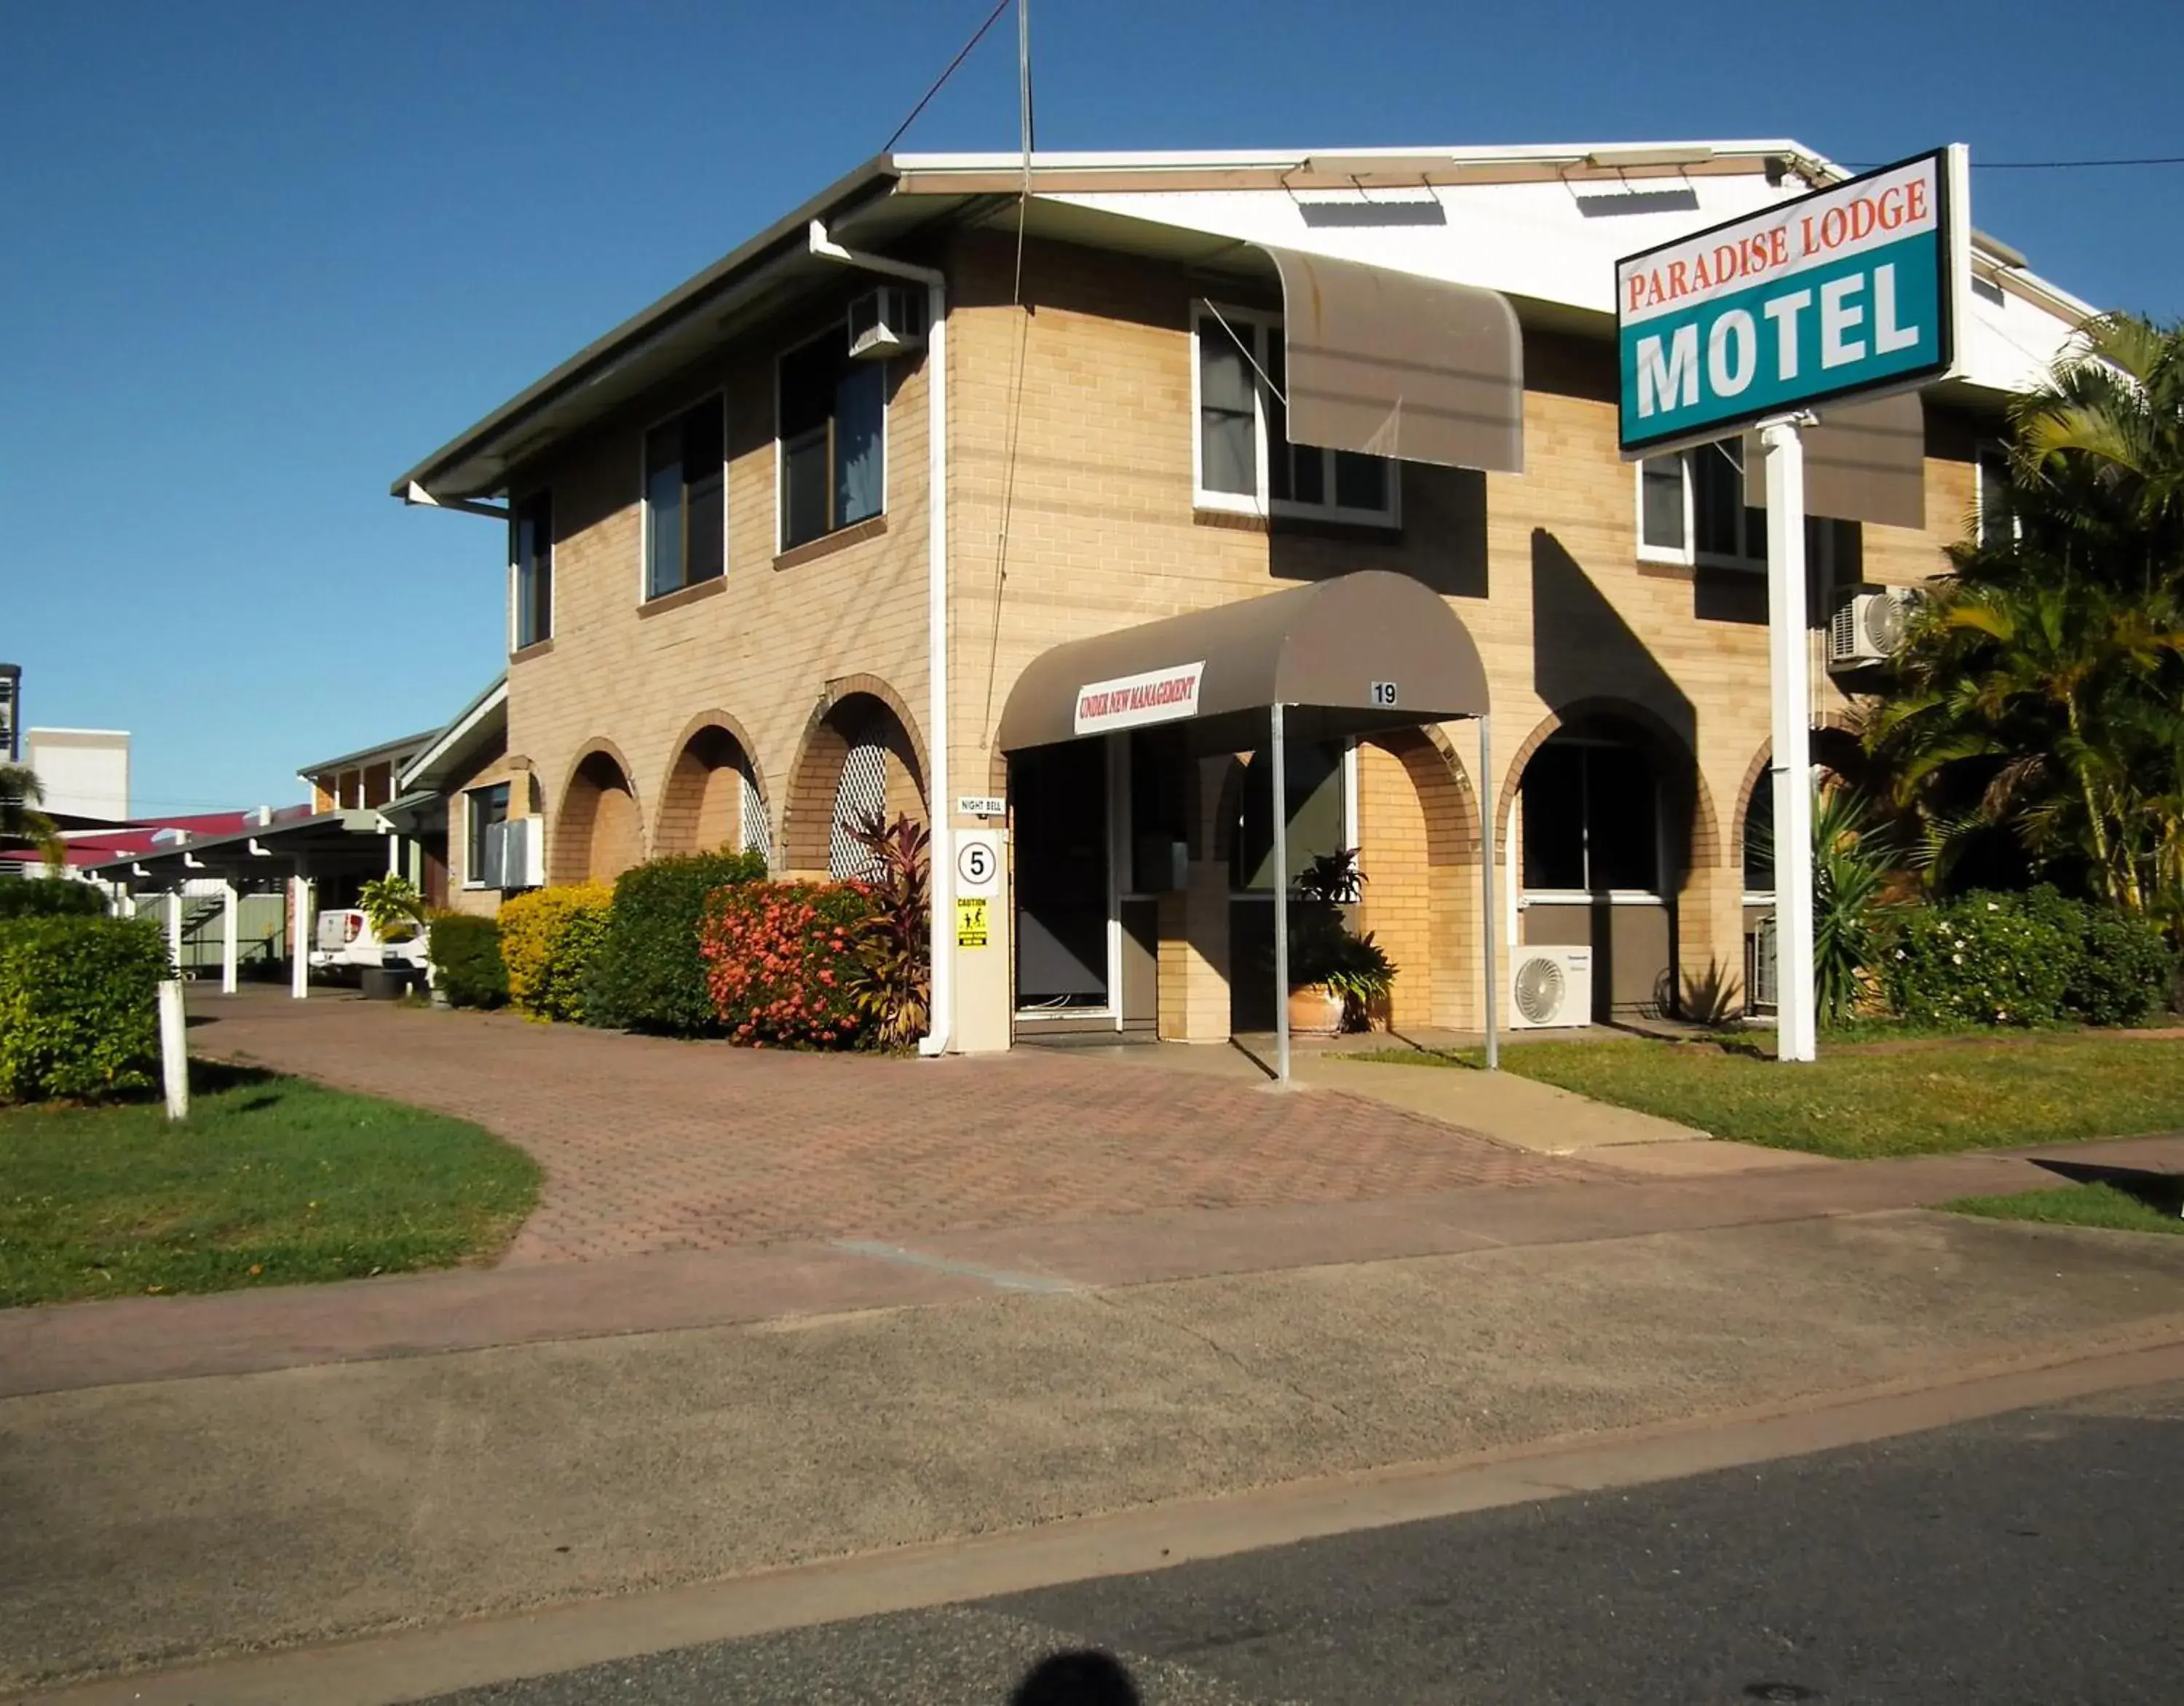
[997,570,1490,755]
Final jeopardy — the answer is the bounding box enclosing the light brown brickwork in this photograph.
[466,224,1990,1033]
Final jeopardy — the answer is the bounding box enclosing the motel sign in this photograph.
[1614,146,1968,1065]
[1617,150,1965,454]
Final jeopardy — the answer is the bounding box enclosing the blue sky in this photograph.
[5,0,2180,813]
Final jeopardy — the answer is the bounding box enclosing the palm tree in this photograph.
[1868,313,2184,923]
[0,763,66,870]
[1869,577,2184,919]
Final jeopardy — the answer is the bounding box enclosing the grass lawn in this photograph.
[1346,1036,2184,1159]
[0,1064,540,1306]
[1947,1182,2184,1236]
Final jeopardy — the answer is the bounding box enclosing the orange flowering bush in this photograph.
[699,881,875,1048]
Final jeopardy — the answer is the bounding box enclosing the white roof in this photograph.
[898,140,2097,397]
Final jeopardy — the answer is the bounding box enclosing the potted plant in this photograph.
[1282,849,1398,1034]
[357,874,428,1000]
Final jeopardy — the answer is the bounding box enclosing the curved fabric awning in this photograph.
[1259,245,1526,475]
[997,570,1489,754]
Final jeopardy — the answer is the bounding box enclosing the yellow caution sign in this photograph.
[955,896,989,949]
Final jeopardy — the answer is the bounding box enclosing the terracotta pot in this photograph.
[1286,984,1345,1036]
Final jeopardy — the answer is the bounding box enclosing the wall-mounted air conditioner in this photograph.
[485,817,545,892]
[1828,588,1918,671]
[847,286,927,361]
[1508,945,1594,1030]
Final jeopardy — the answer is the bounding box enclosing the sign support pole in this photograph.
[1270,702,1291,1087]
[1761,416,1819,1063]
[1479,713,1499,1071]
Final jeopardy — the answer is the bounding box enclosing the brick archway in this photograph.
[1496,697,1723,1018]
[781,676,927,878]
[655,710,769,862]
[1730,714,1865,878]
[552,740,645,887]
[1356,723,1484,1030]
[1495,697,1721,876]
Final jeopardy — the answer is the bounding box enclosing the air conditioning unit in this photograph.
[1508,945,1594,1030]
[847,286,927,361]
[1828,588,1918,670]
[484,817,545,891]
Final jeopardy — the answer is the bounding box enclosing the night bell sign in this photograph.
[1617,148,1966,455]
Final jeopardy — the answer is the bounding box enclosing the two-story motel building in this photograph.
[391,140,2089,1052]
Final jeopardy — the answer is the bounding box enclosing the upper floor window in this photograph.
[644,396,726,600]
[513,491,553,650]
[1194,306,1397,527]
[1637,441,1853,578]
[778,334,885,551]
[1975,441,2017,550]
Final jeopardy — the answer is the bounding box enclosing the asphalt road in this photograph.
[425,1381,2184,1705]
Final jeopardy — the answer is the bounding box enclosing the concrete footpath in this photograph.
[9,1208,2184,1697]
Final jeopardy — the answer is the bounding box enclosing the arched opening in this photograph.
[553,747,644,886]
[1354,728,1481,1032]
[783,689,925,879]
[657,722,770,867]
[1511,710,1705,1021]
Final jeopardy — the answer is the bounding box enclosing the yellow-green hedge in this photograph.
[496,885,613,1022]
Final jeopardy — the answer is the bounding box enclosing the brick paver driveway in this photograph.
[191,990,1590,1263]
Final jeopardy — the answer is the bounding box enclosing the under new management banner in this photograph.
[1617,148,1967,456]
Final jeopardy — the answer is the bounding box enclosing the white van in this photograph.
[310,908,430,983]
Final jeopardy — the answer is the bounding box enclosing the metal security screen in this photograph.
[828,729,887,879]
[740,769,772,868]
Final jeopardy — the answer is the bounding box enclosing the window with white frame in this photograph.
[644,396,726,599]
[465,782,511,889]
[778,333,885,552]
[1637,440,1852,576]
[1975,441,2017,550]
[1194,306,1396,525]
[512,491,552,649]
[1519,735,1661,897]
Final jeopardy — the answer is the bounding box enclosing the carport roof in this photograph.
[996,569,1489,755]
[87,810,393,886]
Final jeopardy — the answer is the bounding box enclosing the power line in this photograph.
[884,0,1015,154]
[1849,154,2184,172]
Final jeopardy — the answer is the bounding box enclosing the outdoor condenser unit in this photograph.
[1507,945,1594,1030]
[1828,588,1919,671]
[484,818,545,892]
[847,286,927,361]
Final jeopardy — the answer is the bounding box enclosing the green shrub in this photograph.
[2076,909,2176,1026]
[2012,885,2175,1028]
[427,913,508,1009]
[0,881,106,921]
[699,881,873,1047]
[0,915,170,1102]
[497,885,613,1022]
[1883,894,2074,1026]
[584,847,768,1034]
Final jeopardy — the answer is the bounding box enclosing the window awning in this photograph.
[1257,245,1526,475]
[1741,389,1926,529]
[996,570,1490,755]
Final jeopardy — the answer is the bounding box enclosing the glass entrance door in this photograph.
[1013,739,1110,1010]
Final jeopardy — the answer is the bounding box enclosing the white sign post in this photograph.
[1617,146,1969,1063]
[1761,420,1819,1063]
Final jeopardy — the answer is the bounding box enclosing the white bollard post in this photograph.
[158,979,189,1120]
[221,881,240,995]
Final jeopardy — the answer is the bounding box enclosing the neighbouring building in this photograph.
[25,727,130,821]
[389,139,2092,1051]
